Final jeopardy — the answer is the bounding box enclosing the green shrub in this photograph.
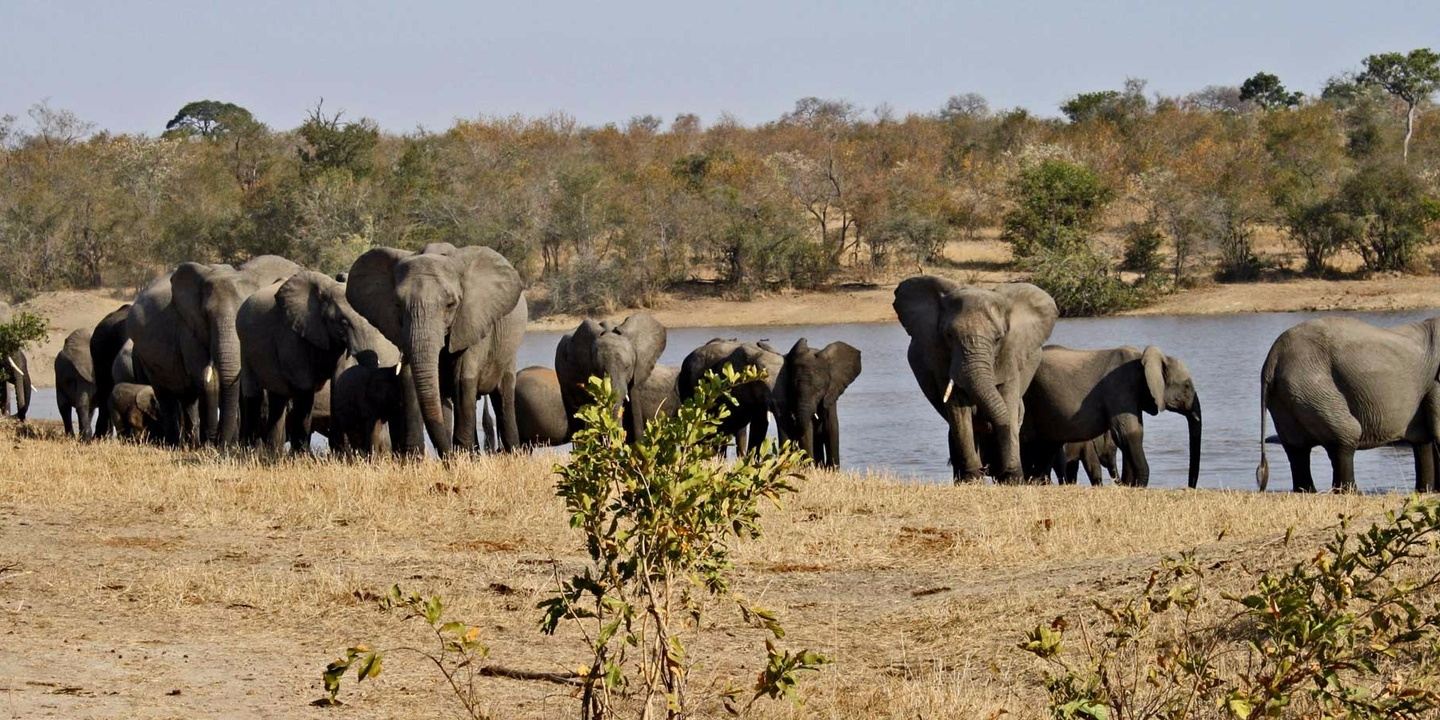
[0,311,47,360]
[1338,163,1440,272]
[1002,159,1114,259]
[1121,220,1165,277]
[1022,500,1440,719]
[1024,245,1143,317]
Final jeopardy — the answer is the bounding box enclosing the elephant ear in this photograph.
[170,262,216,344]
[819,341,862,397]
[557,320,603,395]
[993,282,1059,387]
[277,271,330,349]
[1140,345,1166,416]
[893,275,960,347]
[447,246,523,353]
[616,313,666,386]
[347,247,410,345]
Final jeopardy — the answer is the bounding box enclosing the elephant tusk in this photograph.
[204,366,213,384]
[5,357,22,380]
[813,412,821,421]
[394,362,403,376]
[942,380,954,403]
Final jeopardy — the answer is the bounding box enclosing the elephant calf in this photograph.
[330,361,403,456]
[1058,434,1119,486]
[774,338,861,467]
[680,339,785,457]
[110,382,162,442]
[1021,345,1201,488]
[54,328,98,439]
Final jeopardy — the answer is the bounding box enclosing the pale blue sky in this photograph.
[2,0,1436,134]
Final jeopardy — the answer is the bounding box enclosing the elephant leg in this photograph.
[498,369,519,453]
[397,365,426,457]
[77,392,94,441]
[747,412,769,458]
[1062,456,1081,485]
[734,429,748,458]
[94,381,112,437]
[948,404,982,482]
[1081,443,1102,486]
[481,399,497,453]
[153,391,182,447]
[59,396,74,437]
[1326,444,1357,494]
[1415,441,1436,494]
[1279,443,1313,492]
[264,394,288,454]
[287,392,315,455]
[452,376,479,454]
[1113,415,1149,487]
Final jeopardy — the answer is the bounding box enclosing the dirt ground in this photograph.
[0,419,1407,719]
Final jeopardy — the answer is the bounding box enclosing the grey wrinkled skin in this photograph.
[894,277,1058,483]
[89,304,131,437]
[1022,345,1202,488]
[513,366,571,448]
[1058,433,1120,486]
[1258,316,1440,494]
[127,255,300,447]
[775,338,861,467]
[679,339,785,457]
[237,271,398,454]
[347,243,526,457]
[555,313,666,442]
[111,342,137,385]
[54,328,98,440]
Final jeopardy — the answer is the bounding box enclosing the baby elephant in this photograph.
[1057,433,1119,485]
[110,382,162,442]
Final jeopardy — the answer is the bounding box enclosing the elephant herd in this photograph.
[5,261,1437,494]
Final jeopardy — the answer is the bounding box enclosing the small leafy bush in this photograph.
[541,368,826,719]
[1121,221,1165,277]
[1021,500,1440,719]
[1002,158,1114,259]
[0,311,47,360]
[1024,245,1145,317]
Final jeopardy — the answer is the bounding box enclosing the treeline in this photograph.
[1,49,1438,315]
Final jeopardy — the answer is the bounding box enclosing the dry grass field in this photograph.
[0,418,1412,719]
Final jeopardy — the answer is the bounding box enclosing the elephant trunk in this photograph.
[404,308,451,457]
[795,401,818,463]
[212,314,243,446]
[1186,396,1203,489]
[953,342,1009,435]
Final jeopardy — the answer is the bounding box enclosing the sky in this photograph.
[2,0,1437,135]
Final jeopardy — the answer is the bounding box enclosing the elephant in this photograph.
[347,243,527,457]
[54,328,98,439]
[513,366,571,447]
[127,255,301,446]
[237,270,398,454]
[635,365,681,425]
[1058,433,1120,486]
[679,339,785,456]
[774,338,861,467]
[1021,345,1202,488]
[89,304,131,438]
[1257,316,1440,493]
[893,277,1058,482]
[0,301,32,421]
[330,359,404,456]
[109,382,162,442]
[112,341,137,385]
[555,313,666,441]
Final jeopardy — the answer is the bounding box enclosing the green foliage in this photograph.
[1002,159,1114,259]
[1024,245,1143,317]
[1359,49,1440,106]
[162,100,259,139]
[0,311,47,360]
[541,368,825,719]
[1283,198,1357,275]
[1021,500,1440,719]
[297,103,380,180]
[1337,162,1440,272]
[1239,72,1303,110]
[1121,220,1165,277]
[320,585,492,719]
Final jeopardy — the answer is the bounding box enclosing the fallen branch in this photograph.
[477,665,582,686]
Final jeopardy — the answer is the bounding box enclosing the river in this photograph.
[20,308,1438,493]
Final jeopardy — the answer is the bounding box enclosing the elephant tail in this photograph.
[1256,347,1278,492]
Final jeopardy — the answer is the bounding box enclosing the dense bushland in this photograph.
[2,51,1438,316]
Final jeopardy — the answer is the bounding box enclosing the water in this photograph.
[23,308,1439,492]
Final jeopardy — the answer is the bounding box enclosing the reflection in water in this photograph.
[24,308,1438,492]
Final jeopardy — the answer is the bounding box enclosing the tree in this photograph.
[1337,161,1440,271]
[940,93,989,120]
[163,100,257,139]
[1239,72,1303,110]
[1002,158,1113,258]
[1359,48,1440,162]
[296,102,380,180]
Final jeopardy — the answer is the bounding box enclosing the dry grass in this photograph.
[0,417,1410,718]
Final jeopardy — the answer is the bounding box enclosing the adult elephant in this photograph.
[894,277,1058,482]
[556,313,666,442]
[0,301,32,420]
[1022,345,1202,488]
[1257,317,1440,494]
[774,338,861,467]
[127,255,300,446]
[238,271,398,454]
[54,329,98,439]
[347,243,526,457]
[89,304,130,438]
[679,339,785,456]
